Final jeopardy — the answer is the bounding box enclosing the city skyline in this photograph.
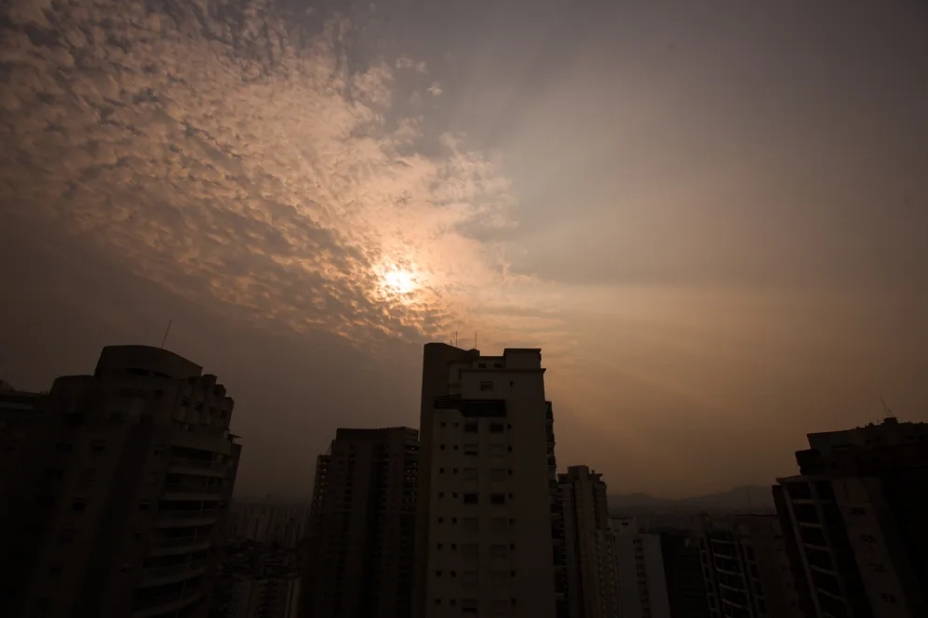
[3,0,928,501]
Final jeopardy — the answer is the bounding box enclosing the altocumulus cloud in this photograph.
[0,0,532,346]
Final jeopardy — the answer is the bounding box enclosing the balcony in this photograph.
[149,536,212,557]
[162,489,224,502]
[154,509,219,528]
[140,562,206,588]
[168,458,227,477]
[131,589,200,618]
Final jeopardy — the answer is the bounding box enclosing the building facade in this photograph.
[559,465,614,618]
[609,517,671,618]
[0,345,242,618]
[300,427,419,618]
[658,530,711,618]
[228,501,310,549]
[415,344,558,618]
[774,417,928,618]
[698,514,806,618]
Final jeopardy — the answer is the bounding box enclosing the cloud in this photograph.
[396,56,428,74]
[0,0,544,349]
[427,81,443,96]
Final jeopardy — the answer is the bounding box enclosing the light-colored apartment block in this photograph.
[415,344,557,618]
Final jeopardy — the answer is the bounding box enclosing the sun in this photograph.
[381,268,418,295]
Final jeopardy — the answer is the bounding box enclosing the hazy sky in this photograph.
[2,0,927,499]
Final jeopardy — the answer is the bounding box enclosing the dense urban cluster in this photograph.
[0,343,925,618]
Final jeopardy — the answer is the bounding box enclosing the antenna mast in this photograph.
[160,318,173,349]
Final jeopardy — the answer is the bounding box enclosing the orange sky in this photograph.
[1,0,927,498]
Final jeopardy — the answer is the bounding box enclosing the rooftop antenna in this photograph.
[474,331,477,350]
[880,395,891,417]
[160,318,173,349]
[455,331,458,347]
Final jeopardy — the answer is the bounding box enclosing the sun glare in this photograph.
[381,268,418,296]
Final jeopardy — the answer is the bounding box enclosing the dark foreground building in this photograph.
[0,345,241,618]
[774,417,928,618]
[300,427,419,618]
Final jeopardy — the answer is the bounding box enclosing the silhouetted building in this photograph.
[0,345,242,618]
[658,530,710,618]
[609,517,671,618]
[228,500,309,549]
[415,344,559,618]
[559,465,615,618]
[774,417,928,618]
[0,382,44,498]
[212,539,301,618]
[549,403,569,618]
[300,427,418,618]
[698,514,806,618]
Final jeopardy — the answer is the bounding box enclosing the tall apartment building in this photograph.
[658,530,710,618]
[0,345,242,618]
[773,417,928,618]
[228,501,310,549]
[300,427,419,618]
[698,514,807,618]
[414,344,558,618]
[558,465,615,618]
[609,517,671,618]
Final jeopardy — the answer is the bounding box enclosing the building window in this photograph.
[72,500,86,511]
[479,381,494,391]
[489,423,504,433]
[491,544,509,557]
[44,468,64,481]
[464,445,478,456]
[438,517,444,523]
[491,493,506,505]
[439,467,445,474]
[91,441,106,453]
[55,443,73,453]
[464,423,478,433]
[463,493,478,504]
[490,468,507,481]
[436,570,443,577]
[48,567,62,577]
[139,501,151,511]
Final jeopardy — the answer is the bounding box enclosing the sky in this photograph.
[1,0,927,500]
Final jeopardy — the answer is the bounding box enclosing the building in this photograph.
[558,465,615,618]
[414,344,559,618]
[300,427,419,618]
[228,500,310,549]
[211,539,301,618]
[0,381,45,497]
[0,345,242,618]
[609,517,671,618]
[774,417,928,618]
[658,530,710,618]
[698,514,806,618]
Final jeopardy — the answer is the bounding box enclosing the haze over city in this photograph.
[2,0,927,502]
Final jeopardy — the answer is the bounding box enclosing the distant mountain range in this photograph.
[608,485,776,515]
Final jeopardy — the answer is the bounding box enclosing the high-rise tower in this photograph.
[414,344,558,618]
[0,345,242,618]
